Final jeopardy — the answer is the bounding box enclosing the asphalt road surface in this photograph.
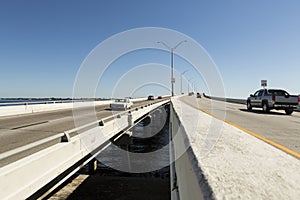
[0,99,166,167]
[180,96,300,155]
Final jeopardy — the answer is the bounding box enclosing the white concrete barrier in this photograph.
[170,97,300,199]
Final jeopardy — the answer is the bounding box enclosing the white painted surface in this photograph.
[171,97,300,199]
[170,107,205,199]
[0,100,169,200]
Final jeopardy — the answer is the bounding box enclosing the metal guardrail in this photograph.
[0,100,169,200]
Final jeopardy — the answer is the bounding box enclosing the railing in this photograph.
[0,100,170,200]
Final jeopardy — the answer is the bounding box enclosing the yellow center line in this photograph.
[180,99,300,159]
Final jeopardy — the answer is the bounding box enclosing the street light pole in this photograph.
[157,40,187,96]
[193,82,196,92]
[191,81,195,93]
[180,69,189,94]
[171,48,174,96]
[187,78,193,94]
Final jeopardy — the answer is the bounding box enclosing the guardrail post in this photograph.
[99,120,104,126]
[128,111,133,127]
[61,132,71,142]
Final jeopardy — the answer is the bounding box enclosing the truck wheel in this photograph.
[262,102,270,113]
[247,101,252,111]
[285,108,293,115]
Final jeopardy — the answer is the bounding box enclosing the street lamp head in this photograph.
[181,69,189,75]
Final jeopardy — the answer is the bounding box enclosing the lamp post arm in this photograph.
[157,41,170,51]
[173,40,187,50]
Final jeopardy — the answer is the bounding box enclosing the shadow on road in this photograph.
[239,109,287,116]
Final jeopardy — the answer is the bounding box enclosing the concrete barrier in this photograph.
[170,97,300,199]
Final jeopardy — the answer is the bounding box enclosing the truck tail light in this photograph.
[272,95,276,101]
[298,96,300,103]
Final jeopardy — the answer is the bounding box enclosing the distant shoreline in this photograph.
[0,98,111,101]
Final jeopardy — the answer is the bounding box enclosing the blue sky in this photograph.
[0,0,299,98]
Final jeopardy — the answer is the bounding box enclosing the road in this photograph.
[180,96,300,155]
[0,99,166,167]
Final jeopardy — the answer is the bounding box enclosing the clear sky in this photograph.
[0,0,299,98]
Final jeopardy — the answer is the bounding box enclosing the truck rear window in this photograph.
[267,90,287,96]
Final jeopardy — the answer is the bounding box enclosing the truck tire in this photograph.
[262,102,270,113]
[247,101,252,111]
[285,108,293,115]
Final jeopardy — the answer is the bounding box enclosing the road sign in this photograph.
[261,80,267,87]
[171,78,175,83]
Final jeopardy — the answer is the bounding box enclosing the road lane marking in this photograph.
[180,99,300,159]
